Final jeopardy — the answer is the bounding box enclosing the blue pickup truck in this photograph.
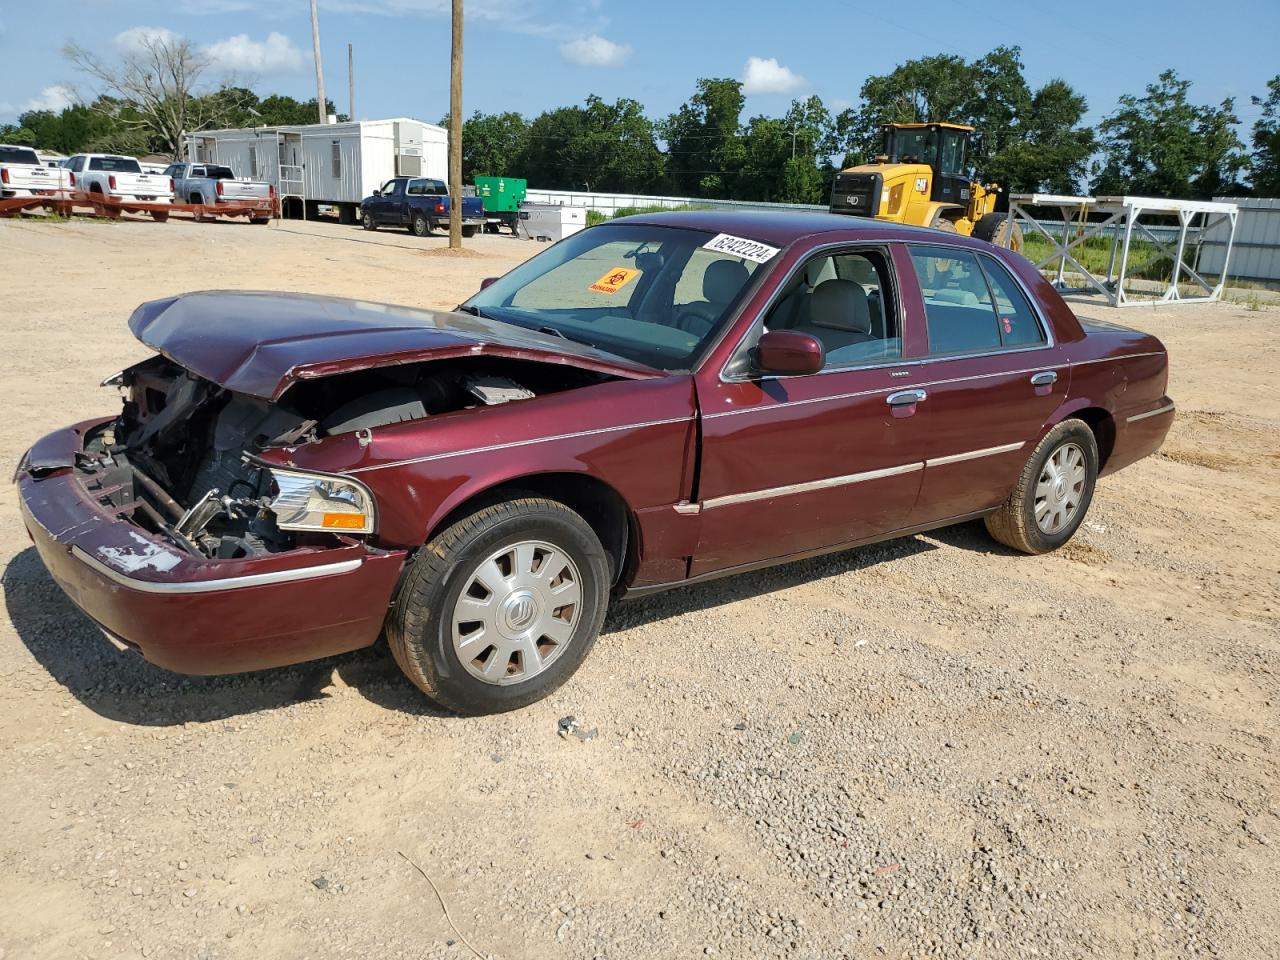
[360,177,485,238]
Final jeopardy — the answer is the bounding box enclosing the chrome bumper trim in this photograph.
[1126,402,1175,423]
[71,546,363,595]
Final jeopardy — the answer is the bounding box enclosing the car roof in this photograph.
[608,209,995,250]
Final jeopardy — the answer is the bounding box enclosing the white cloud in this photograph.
[560,34,631,67]
[740,56,806,95]
[206,32,305,74]
[23,85,76,114]
[115,26,181,53]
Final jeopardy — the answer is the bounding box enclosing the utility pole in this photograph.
[309,0,326,124]
[448,0,463,249]
[347,43,355,119]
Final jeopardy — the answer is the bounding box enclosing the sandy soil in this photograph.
[0,213,1277,960]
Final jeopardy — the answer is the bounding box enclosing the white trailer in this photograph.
[183,118,447,222]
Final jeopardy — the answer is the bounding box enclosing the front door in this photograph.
[898,243,1067,523]
[691,245,927,576]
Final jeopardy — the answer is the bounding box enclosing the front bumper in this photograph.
[17,421,406,675]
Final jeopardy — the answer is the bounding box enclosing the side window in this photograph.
[909,247,1001,355]
[979,256,1045,347]
[406,179,425,196]
[379,180,397,195]
[162,164,178,178]
[909,246,1046,354]
[763,250,900,368]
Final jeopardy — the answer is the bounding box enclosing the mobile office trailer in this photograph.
[184,118,447,222]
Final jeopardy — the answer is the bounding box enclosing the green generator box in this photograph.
[475,176,527,233]
[475,176,527,213]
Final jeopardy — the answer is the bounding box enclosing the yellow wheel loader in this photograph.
[829,122,1022,252]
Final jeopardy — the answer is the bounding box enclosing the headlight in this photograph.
[267,466,377,535]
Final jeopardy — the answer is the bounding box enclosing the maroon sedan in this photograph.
[17,211,1173,714]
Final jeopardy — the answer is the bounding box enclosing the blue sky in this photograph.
[1,0,1276,136]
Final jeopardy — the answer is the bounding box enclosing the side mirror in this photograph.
[372,189,381,197]
[755,330,824,376]
[479,277,499,290]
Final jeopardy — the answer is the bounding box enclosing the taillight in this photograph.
[169,177,175,193]
[216,180,224,196]
[69,172,76,186]
[1,169,9,185]
[109,175,117,189]
[268,184,275,199]
[435,202,445,214]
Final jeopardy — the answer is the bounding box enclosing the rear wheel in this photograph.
[387,498,610,715]
[984,419,1098,554]
[461,224,479,239]
[149,210,169,222]
[973,212,1024,254]
[411,212,431,237]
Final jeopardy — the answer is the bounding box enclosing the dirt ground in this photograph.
[0,213,1277,960]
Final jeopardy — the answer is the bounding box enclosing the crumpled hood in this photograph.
[128,290,655,401]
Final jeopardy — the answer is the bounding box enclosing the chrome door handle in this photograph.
[1030,371,1058,386]
[886,388,927,406]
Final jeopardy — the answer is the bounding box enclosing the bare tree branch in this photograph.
[64,33,229,159]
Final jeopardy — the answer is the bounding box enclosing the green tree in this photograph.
[458,110,529,179]
[1093,69,1247,198]
[986,79,1095,194]
[517,96,664,192]
[1251,75,1280,195]
[663,78,746,196]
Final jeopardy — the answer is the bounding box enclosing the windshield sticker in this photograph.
[702,233,780,264]
[589,267,641,295]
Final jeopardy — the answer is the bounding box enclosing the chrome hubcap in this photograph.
[452,540,581,686]
[1034,442,1087,534]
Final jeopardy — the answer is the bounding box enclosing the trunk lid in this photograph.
[128,290,657,400]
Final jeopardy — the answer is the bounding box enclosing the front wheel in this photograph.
[387,498,611,714]
[410,212,431,237]
[973,212,1024,254]
[984,419,1098,554]
[362,211,377,231]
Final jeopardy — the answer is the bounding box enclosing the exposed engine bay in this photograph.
[75,355,610,560]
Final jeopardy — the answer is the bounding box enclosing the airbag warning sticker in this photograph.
[702,233,780,263]
[590,267,640,294]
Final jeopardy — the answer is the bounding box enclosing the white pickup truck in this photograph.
[64,153,174,204]
[1,144,73,198]
[164,162,274,223]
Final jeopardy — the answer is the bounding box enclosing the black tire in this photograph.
[251,217,270,225]
[149,210,169,222]
[461,224,479,239]
[387,497,611,715]
[973,212,1024,254]
[984,419,1099,554]
[361,211,377,231]
[411,212,431,237]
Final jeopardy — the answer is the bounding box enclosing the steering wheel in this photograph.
[673,303,717,336]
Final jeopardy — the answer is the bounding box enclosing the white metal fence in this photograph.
[1201,197,1280,282]
[523,187,825,216]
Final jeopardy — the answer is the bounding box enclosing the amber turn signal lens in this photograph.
[321,513,369,529]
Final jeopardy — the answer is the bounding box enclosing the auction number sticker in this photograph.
[702,233,780,264]
[590,267,641,294]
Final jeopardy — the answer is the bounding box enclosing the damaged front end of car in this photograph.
[80,356,373,560]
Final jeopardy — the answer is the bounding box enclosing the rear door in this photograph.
[691,244,928,576]
[899,243,1067,523]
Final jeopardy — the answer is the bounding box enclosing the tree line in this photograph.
[4,37,1277,203]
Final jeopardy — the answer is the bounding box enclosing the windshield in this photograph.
[0,147,40,166]
[89,156,142,173]
[887,128,938,166]
[464,224,768,372]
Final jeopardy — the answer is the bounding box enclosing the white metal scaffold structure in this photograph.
[1008,194,1239,307]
